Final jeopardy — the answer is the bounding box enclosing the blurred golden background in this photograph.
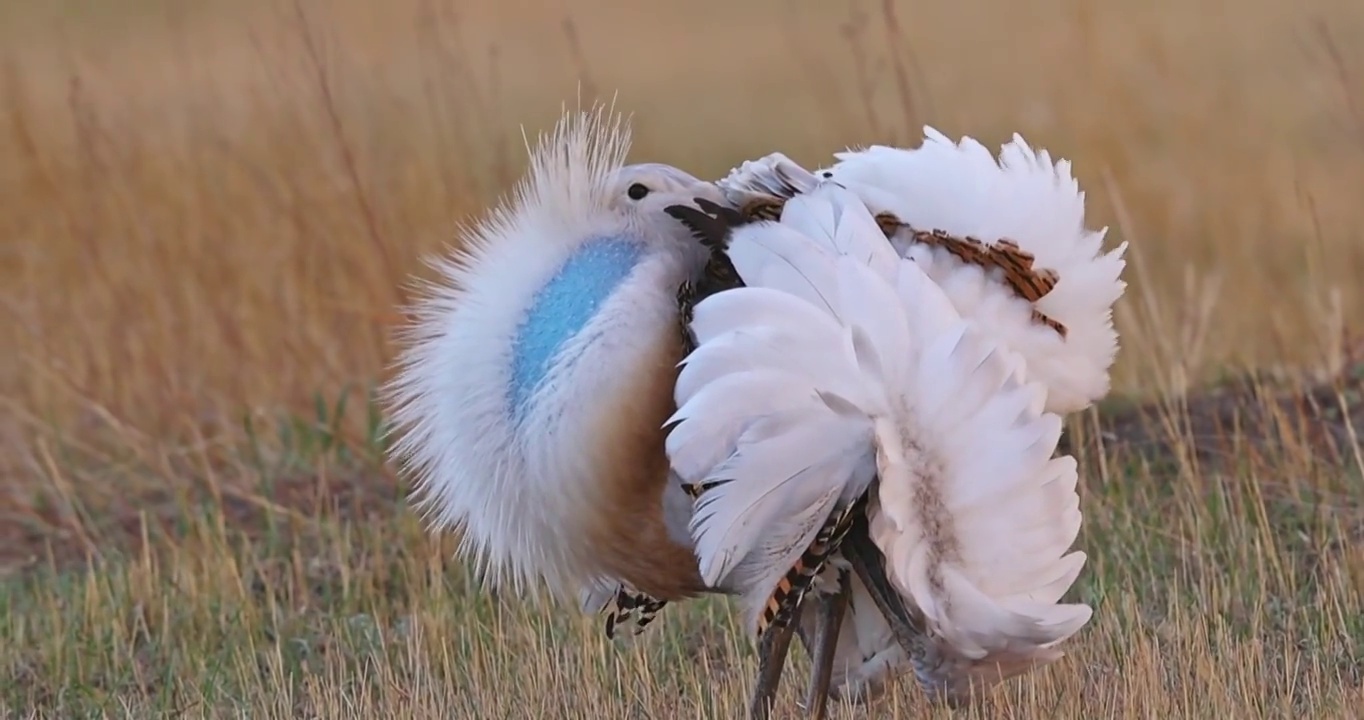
[4,0,1364,451]
[4,4,1364,716]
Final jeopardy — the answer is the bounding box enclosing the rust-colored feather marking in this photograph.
[1030,309,1069,337]
[915,229,992,268]
[739,196,785,222]
[991,238,1060,302]
[705,196,1068,337]
[755,494,868,637]
[879,215,1069,338]
[874,211,902,239]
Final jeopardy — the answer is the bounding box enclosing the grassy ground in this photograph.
[3,0,1364,717]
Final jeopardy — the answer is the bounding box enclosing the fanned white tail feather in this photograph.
[867,261,1091,702]
[822,127,1127,414]
[667,182,1092,693]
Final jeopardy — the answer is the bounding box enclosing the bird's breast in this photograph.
[501,236,705,600]
[509,235,645,418]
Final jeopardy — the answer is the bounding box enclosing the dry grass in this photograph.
[3,0,1364,717]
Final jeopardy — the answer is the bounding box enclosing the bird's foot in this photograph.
[601,586,667,639]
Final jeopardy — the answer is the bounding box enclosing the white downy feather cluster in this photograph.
[717,128,1127,415]
[666,182,1093,698]
[384,108,652,605]
[717,151,822,202]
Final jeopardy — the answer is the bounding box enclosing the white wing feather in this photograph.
[779,185,900,283]
[690,403,872,593]
[669,185,1091,695]
[669,316,877,611]
[824,127,1127,414]
[867,260,1091,702]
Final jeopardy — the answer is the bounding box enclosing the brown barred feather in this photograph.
[739,196,786,222]
[755,494,868,637]
[681,479,729,500]
[877,215,1069,337]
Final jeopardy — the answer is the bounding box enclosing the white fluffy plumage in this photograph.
[383,108,718,608]
[719,127,1127,415]
[667,186,899,610]
[667,181,1092,699]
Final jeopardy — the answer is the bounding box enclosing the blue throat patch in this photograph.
[509,235,645,417]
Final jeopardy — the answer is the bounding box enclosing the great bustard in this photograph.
[384,107,1128,718]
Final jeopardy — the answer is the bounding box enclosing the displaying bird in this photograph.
[384,105,1125,719]
[664,179,1096,718]
[383,107,729,641]
[661,128,1127,714]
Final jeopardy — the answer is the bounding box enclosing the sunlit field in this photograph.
[3,0,1364,717]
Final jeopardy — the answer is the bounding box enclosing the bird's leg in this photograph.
[841,514,927,659]
[750,501,865,719]
[601,587,669,639]
[749,604,803,720]
[801,569,851,720]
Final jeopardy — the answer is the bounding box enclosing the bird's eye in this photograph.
[821,171,833,179]
[627,183,650,201]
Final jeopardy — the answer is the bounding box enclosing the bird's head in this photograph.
[602,162,727,267]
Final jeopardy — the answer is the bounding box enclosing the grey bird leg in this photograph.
[749,603,804,720]
[801,569,851,720]
[841,515,926,659]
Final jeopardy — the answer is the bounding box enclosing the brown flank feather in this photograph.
[581,306,709,603]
